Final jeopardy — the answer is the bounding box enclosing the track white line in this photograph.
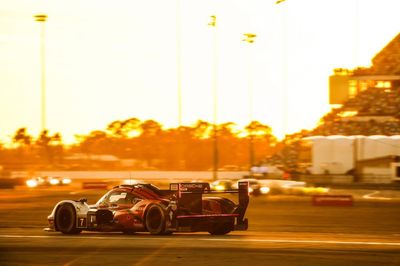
[0,234,399,246]
[206,238,400,246]
[362,191,392,200]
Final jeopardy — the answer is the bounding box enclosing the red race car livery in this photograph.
[45,182,249,235]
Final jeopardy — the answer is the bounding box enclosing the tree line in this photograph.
[0,118,284,171]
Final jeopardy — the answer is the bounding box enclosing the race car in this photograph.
[210,179,235,191]
[232,178,270,196]
[45,182,249,235]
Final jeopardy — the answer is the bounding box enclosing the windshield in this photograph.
[95,189,140,207]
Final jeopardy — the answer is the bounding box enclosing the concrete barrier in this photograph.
[312,195,354,206]
[301,174,354,184]
[82,181,108,189]
[0,179,16,189]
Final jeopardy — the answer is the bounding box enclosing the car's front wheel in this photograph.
[55,204,81,234]
[145,204,166,235]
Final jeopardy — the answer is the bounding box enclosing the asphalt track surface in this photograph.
[0,186,399,265]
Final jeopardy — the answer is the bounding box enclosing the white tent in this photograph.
[302,135,400,175]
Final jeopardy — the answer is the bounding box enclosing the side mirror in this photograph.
[79,197,88,204]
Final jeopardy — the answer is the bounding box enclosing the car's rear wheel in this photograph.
[55,204,81,234]
[162,230,173,235]
[145,204,166,235]
[208,221,234,235]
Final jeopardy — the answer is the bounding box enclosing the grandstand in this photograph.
[317,33,400,136]
[264,33,400,178]
[329,33,400,105]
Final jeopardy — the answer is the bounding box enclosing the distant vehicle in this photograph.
[241,176,328,195]
[250,165,284,178]
[258,179,307,190]
[45,182,249,235]
[210,179,235,191]
[26,176,71,188]
[233,178,270,196]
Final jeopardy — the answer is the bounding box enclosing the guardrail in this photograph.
[82,182,108,189]
[0,179,16,189]
[312,195,354,206]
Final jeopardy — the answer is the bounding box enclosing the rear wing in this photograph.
[169,182,249,193]
[169,181,249,229]
[169,182,249,197]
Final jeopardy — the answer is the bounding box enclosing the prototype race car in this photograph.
[45,182,249,235]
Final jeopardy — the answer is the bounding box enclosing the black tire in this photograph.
[145,204,166,235]
[122,229,136,235]
[55,204,81,234]
[162,230,173,235]
[208,221,234,235]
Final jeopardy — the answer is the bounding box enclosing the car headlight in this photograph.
[26,179,38,188]
[315,187,330,193]
[37,177,45,185]
[61,178,71,185]
[215,185,225,191]
[49,178,60,185]
[260,186,270,194]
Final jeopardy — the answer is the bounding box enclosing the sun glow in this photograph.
[0,0,399,144]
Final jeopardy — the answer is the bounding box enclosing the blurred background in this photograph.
[0,0,399,187]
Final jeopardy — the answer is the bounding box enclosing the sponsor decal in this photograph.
[78,217,87,228]
[238,182,249,189]
[179,183,205,191]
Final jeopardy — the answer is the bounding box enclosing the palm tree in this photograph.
[35,130,64,166]
[107,117,141,138]
[245,121,277,167]
[13,128,32,148]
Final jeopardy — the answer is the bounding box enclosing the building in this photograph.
[301,135,400,183]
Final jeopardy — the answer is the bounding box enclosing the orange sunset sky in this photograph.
[0,0,399,143]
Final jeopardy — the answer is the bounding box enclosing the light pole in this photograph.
[242,33,257,176]
[176,0,183,127]
[209,15,218,180]
[175,0,186,170]
[34,14,47,132]
[276,0,288,137]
